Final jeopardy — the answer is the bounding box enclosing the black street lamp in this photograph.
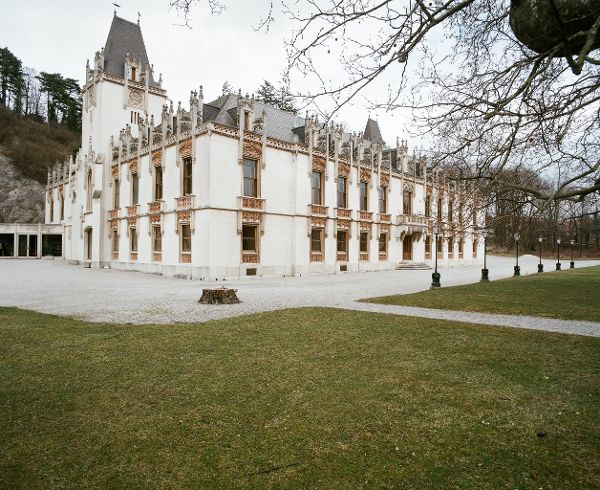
[513,232,521,276]
[556,238,562,270]
[537,236,544,273]
[431,223,441,289]
[570,239,575,268]
[481,229,490,282]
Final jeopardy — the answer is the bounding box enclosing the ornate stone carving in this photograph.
[242,211,263,222]
[337,219,351,229]
[242,253,259,263]
[336,252,348,261]
[380,173,390,187]
[180,254,192,264]
[179,139,192,158]
[111,164,119,178]
[177,210,191,222]
[359,252,369,261]
[150,214,161,224]
[308,204,328,216]
[336,208,351,218]
[338,162,350,178]
[127,216,137,226]
[243,139,262,160]
[127,89,143,108]
[151,151,162,167]
[242,197,264,210]
[311,216,327,227]
[129,159,138,174]
[310,254,324,262]
[379,223,390,233]
[360,168,371,183]
[359,211,372,221]
[360,221,371,231]
[312,155,326,172]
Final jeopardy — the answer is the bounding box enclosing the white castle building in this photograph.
[45,15,484,279]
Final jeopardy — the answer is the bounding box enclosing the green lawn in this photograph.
[1,307,600,489]
[363,265,600,322]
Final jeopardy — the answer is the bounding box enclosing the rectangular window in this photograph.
[403,190,412,215]
[425,195,431,218]
[425,235,431,254]
[336,230,348,253]
[459,239,464,257]
[182,157,193,196]
[114,179,120,208]
[154,166,163,201]
[458,204,463,224]
[49,199,54,222]
[378,186,387,213]
[360,231,369,253]
[130,228,138,252]
[473,239,478,256]
[242,224,258,253]
[112,230,119,253]
[60,195,64,221]
[243,158,258,198]
[153,226,162,252]
[437,198,443,221]
[359,182,368,211]
[448,200,454,223]
[132,172,139,205]
[448,237,454,256]
[436,235,442,255]
[311,228,323,254]
[311,171,323,205]
[337,177,347,208]
[379,233,387,253]
[131,67,136,81]
[181,224,192,253]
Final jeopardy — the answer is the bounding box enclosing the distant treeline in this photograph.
[0,47,81,130]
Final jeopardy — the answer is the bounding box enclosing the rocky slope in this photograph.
[0,153,45,223]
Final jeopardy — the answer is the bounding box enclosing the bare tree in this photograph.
[171,0,600,207]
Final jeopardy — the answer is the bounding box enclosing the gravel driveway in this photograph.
[1,255,599,336]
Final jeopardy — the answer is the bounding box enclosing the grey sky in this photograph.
[1,0,412,145]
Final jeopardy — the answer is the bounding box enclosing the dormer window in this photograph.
[244,111,250,131]
[130,66,136,81]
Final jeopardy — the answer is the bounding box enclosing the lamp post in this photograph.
[431,224,441,289]
[513,232,520,276]
[481,229,489,282]
[556,238,561,270]
[537,236,544,273]
[570,239,575,268]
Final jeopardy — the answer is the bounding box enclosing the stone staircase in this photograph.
[395,261,432,270]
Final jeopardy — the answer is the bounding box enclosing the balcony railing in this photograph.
[310,253,324,262]
[126,205,139,217]
[378,213,391,223]
[239,196,265,210]
[308,204,328,216]
[359,211,372,221]
[108,209,119,220]
[176,195,195,210]
[242,253,259,264]
[335,208,351,219]
[398,214,428,226]
[336,252,348,262]
[359,252,369,261]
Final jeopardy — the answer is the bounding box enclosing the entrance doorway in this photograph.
[402,236,413,261]
[84,228,93,261]
[17,234,37,257]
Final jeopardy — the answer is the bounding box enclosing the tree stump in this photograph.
[198,287,240,304]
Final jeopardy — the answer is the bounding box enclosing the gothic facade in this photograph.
[45,15,484,279]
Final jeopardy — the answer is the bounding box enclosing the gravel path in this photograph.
[1,255,599,336]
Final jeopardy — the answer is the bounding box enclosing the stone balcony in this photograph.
[335,208,352,219]
[308,204,328,216]
[176,195,195,210]
[359,210,373,221]
[239,196,265,211]
[378,213,391,223]
[126,205,139,217]
[398,214,428,226]
[108,209,119,220]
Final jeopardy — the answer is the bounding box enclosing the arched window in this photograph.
[86,169,93,212]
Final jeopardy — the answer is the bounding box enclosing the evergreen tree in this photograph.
[0,47,24,111]
[277,85,296,113]
[37,72,81,130]
[256,80,277,106]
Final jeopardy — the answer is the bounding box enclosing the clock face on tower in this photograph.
[128,89,143,108]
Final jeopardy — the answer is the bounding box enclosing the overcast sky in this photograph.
[1,0,413,145]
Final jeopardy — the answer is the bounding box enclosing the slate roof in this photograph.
[103,15,158,86]
[204,94,305,144]
[363,117,384,144]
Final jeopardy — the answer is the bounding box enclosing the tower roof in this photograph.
[363,117,383,144]
[103,15,158,86]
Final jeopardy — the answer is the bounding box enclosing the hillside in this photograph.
[0,107,80,223]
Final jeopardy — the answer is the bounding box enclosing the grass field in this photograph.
[363,265,600,321]
[1,306,599,488]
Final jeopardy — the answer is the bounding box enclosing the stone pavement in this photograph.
[1,254,598,336]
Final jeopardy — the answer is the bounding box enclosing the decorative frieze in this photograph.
[337,219,351,229]
[360,221,371,231]
[360,168,371,183]
[242,211,263,223]
[310,216,327,227]
[242,253,259,263]
[338,162,350,178]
